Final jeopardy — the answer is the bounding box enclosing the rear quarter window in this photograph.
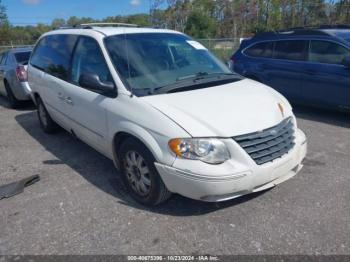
[244,42,274,58]
[30,34,78,80]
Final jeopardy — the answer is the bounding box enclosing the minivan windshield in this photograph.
[104,33,239,96]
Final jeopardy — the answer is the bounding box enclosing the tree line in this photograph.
[0,0,349,45]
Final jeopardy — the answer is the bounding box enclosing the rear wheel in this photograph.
[4,82,20,109]
[37,97,59,134]
[119,138,172,206]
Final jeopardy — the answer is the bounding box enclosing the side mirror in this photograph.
[342,56,350,67]
[79,73,116,96]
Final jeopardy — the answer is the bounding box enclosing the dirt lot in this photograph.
[0,96,349,255]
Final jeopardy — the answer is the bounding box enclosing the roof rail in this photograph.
[284,25,350,30]
[57,26,75,30]
[253,28,330,38]
[80,22,139,29]
[318,24,350,29]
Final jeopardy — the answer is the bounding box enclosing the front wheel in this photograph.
[119,138,172,206]
[37,97,59,134]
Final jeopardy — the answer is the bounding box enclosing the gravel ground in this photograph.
[0,96,349,255]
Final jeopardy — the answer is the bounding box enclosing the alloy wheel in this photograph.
[123,150,152,196]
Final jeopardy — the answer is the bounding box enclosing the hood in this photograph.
[141,79,293,137]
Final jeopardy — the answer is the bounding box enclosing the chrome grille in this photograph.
[233,117,295,165]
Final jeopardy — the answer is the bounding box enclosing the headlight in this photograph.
[168,138,230,164]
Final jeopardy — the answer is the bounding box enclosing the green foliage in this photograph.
[66,16,81,27]
[126,14,151,26]
[0,0,8,25]
[0,0,10,44]
[51,18,66,29]
[185,11,217,38]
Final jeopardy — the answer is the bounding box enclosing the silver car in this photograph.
[0,47,32,108]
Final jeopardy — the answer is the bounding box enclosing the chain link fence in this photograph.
[0,44,34,52]
[198,38,241,60]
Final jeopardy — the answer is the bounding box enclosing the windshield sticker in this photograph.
[186,40,207,50]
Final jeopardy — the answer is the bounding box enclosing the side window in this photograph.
[0,52,8,65]
[273,40,307,61]
[5,53,14,65]
[5,53,15,65]
[309,40,350,65]
[71,36,112,86]
[244,42,274,58]
[30,38,47,70]
[3,52,8,65]
[30,34,78,80]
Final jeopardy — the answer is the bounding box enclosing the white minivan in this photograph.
[28,24,307,205]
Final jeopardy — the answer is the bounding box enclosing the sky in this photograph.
[3,0,153,25]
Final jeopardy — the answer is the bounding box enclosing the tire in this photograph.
[4,81,21,109]
[119,138,172,206]
[36,97,60,134]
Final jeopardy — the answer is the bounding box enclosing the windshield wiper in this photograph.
[176,71,211,81]
[176,72,235,81]
[154,72,240,94]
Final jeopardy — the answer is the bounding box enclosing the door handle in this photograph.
[65,97,74,105]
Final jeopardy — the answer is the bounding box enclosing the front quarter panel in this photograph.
[106,93,190,167]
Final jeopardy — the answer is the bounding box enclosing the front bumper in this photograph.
[155,129,307,202]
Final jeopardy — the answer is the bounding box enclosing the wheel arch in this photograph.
[3,77,21,102]
[32,92,41,105]
[111,122,166,170]
[3,77,11,92]
[4,72,16,89]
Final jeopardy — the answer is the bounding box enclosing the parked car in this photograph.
[28,24,307,205]
[0,47,33,108]
[231,26,350,112]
